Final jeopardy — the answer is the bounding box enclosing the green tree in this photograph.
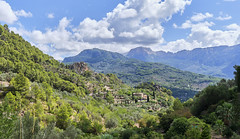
[234,65,240,92]
[35,122,57,138]
[172,98,183,111]
[0,103,17,139]
[200,124,211,139]
[31,84,46,100]
[106,92,114,104]
[42,82,54,112]
[10,73,30,95]
[77,115,93,133]
[185,128,201,139]
[165,117,190,139]
[4,24,9,32]
[160,113,178,132]
[60,125,84,138]
[56,104,72,129]
[11,112,40,139]
[4,92,16,111]
[105,118,118,129]
[191,84,230,116]
[216,102,233,125]
[34,100,44,118]
[92,121,103,135]
[121,129,136,139]
[214,119,225,135]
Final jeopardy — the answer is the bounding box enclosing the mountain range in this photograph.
[127,45,240,78]
[63,48,220,101]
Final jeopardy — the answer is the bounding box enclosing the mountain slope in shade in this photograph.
[63,48,220,101]
[63,48,128,63]
[127,44,240,78]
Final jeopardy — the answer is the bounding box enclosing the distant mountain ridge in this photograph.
[63,48,128,64]
[63,48,220,101]
[127,44,240,78]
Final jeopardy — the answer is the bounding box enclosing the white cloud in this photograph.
[8,0,240,61]
[119,32,134,38]
[74,18,114,41]
[163,10,240,53]
[160,39,203,52]
[226,24,240,30]
[191,12,213,22]
[188,24,240,47]
[0,1,33,24]
[47,13,54,19]
[176,20,214,29]
[174,12,214,29]
[118,8,137,19]
[10,0,192,60]
[164,19,240,52]
[0,0,17,24]
[15,10,32,17]
[104,0,192,44]
[216,14,232,21]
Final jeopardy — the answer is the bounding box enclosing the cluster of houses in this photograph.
[91,91,150,104]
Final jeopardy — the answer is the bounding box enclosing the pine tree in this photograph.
[234,65,240,92]
[201,124,211,139]
[56,103,72,129]
[10,73,30,95]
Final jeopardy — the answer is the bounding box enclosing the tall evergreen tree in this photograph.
[234,65,240,92]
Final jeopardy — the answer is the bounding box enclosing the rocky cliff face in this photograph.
[69,62,89,74]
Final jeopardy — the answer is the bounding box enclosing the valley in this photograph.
[63,48,220,101]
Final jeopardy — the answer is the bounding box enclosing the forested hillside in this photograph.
[0,24,174,138]
[63,48,220,101]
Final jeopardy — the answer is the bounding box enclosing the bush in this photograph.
[223,127,233,138]
[200,124,211,139]
[121,129,136,139]
[165,117,190,139]
[105,118,118,129]
[100,134,114,139]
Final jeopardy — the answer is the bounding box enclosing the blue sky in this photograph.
[0,0,240,60]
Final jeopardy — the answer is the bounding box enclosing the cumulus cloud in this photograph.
[104,0,191,44]
[174,12,214,29]
[74,18,114,42]
[216,13,232,21]
[7,0,240,61]
[15,10,32,17]
[118,8,137,19]
[191,12,213,22]
[188,24,240,47]
[226,24,240,30]
[165,12,240,52]
[11,17,140,60]
[160,39,203,52]
[47,13,54,19]
[10,0,192,60]
[0,0,33,24]
[0,0,17,24]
